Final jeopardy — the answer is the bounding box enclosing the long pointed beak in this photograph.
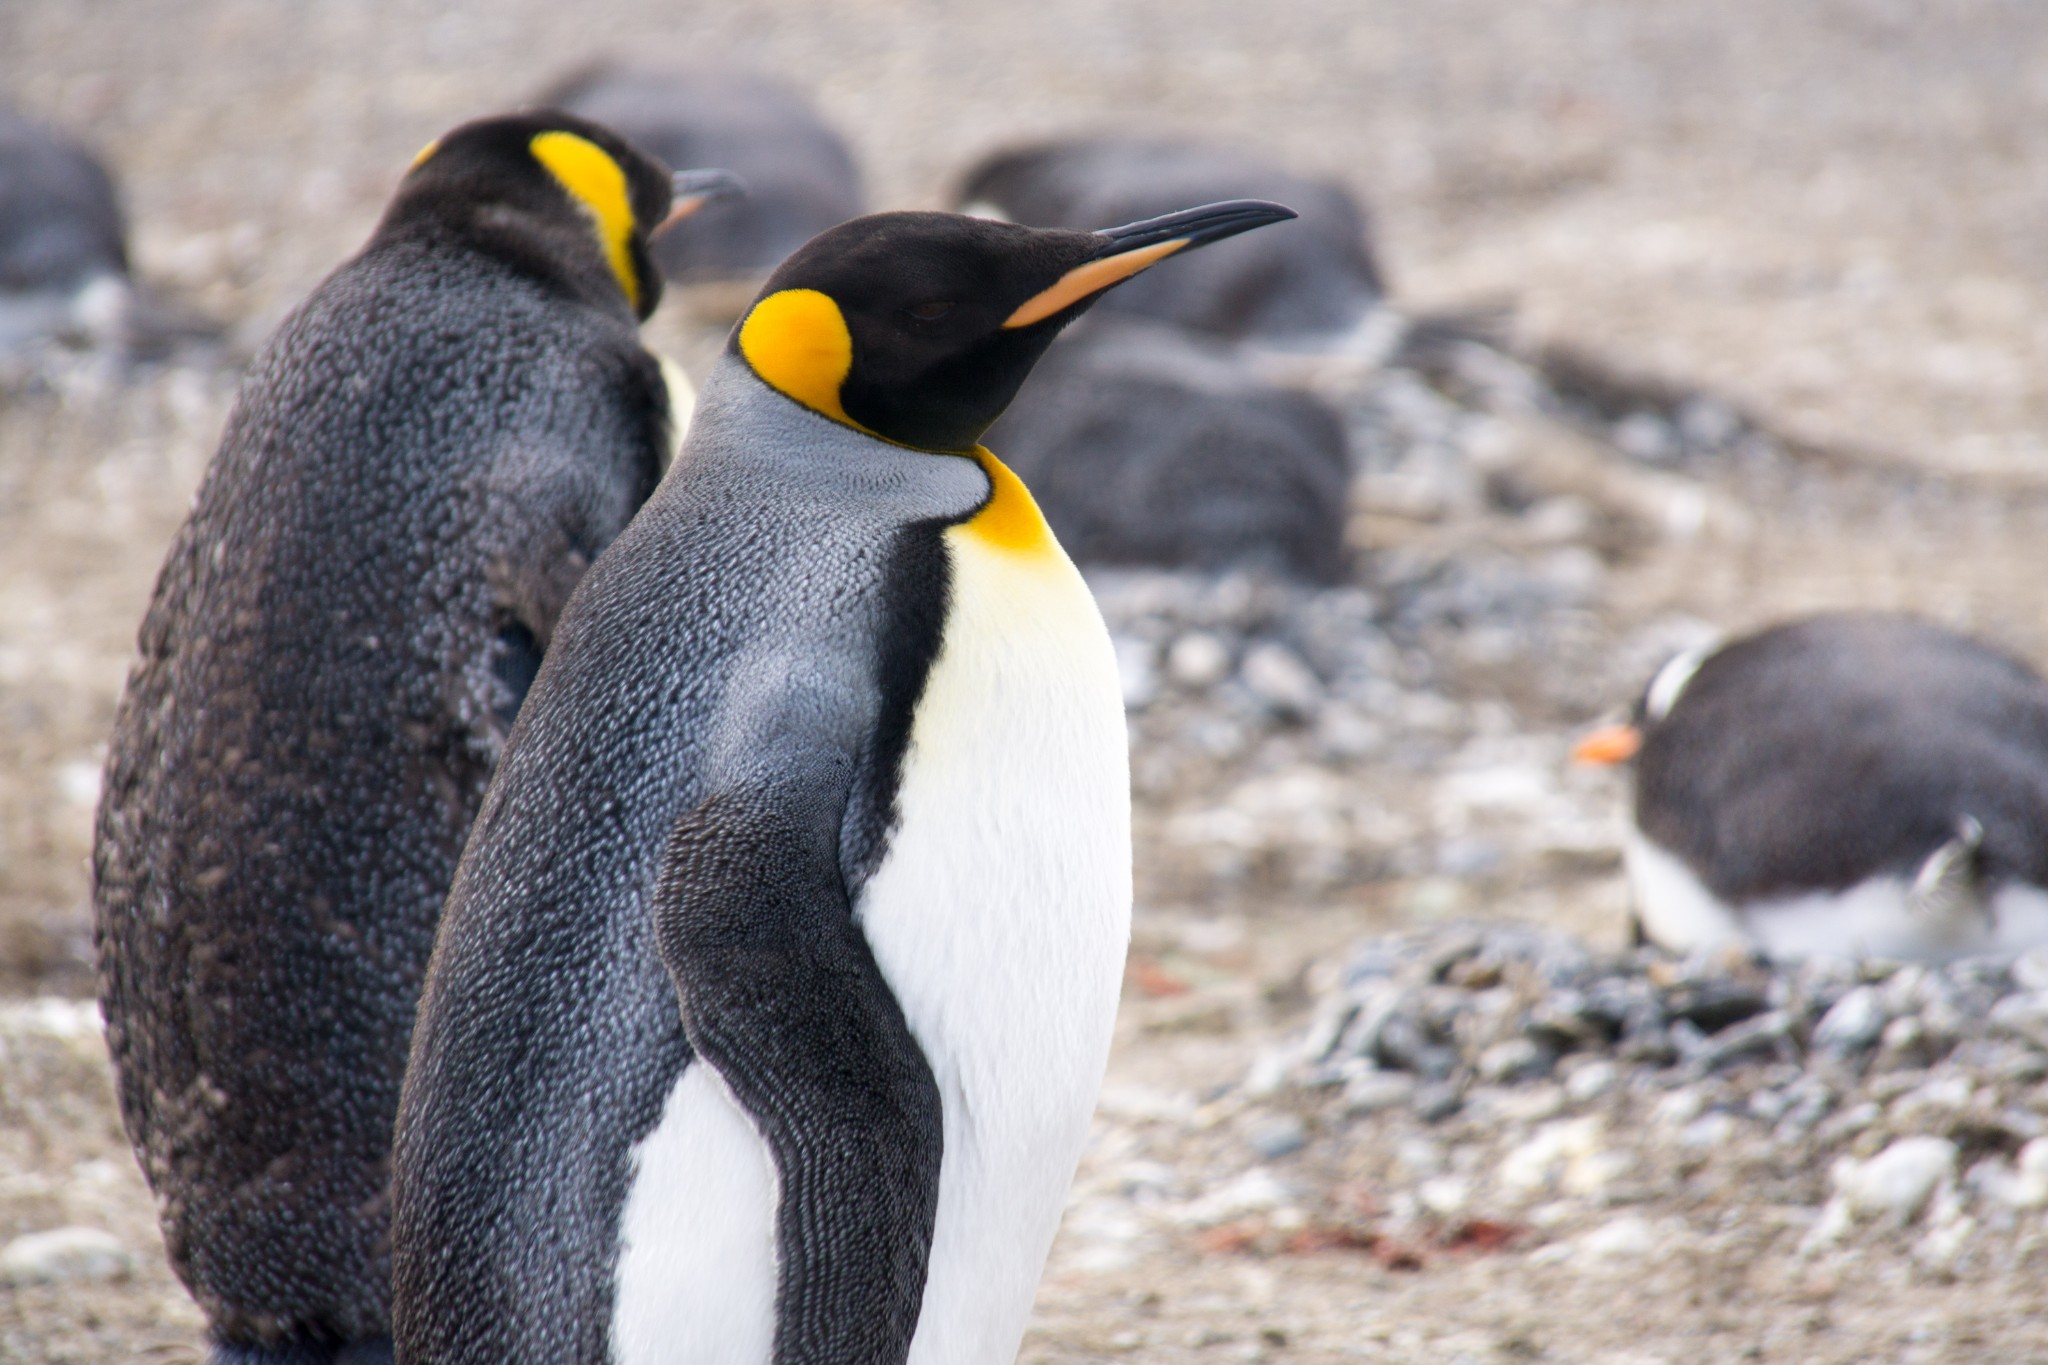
[1002,197,1296,330]
[654,169,747,237]
[1570,724,1643,766]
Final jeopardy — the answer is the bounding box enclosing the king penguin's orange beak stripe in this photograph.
[1001,239,1189,330]
[1570,724,1643,766]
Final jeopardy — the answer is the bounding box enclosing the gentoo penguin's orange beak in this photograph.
[1571,724,1643,766]
[653,169,748,237]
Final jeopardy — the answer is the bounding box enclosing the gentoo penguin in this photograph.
[1574,613,2048,962]
[540,62,863,283]
[956,137,1381,341]
[392,198,1296,1363]
[984,315,1351,581]
[93,112,738,1362]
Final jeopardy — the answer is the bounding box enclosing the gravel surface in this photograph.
[8,2,2048,1362]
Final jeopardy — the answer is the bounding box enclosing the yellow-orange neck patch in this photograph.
[529,130,641,311]
[962,449,1054,555]
[737,288,868,431]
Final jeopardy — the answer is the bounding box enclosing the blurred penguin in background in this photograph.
[957,136,1384,344]
[1575,613,2048,964]
[0,102,199,355]
[984,316,1351,582]
[541,62,864,286]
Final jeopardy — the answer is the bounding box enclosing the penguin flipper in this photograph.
[651,773,941,1362]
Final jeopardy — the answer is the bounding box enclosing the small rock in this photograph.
[1889,1074,1973,1124]
[1679,1112,1740,1149]
[1478,1038,1556,1084]
[1652,1088,1707,1127]
[1687,1009,1794,1074]
[1498,1116,1606,1196]
[1413,1081,1464,1123]
[1245,1113,1308,1160]
[1175,1168,1294,1228]
[1240,642,1321,716]
[1562,1058,1619,1103]
[1812,985,1887,1055]
[1417,1175,1471,1216]
[1970,1137,2048,1211]
[1878,1014,1929,1062]
[1832,1136,1958,1225]
[1575,1214,1659,1263]
[1166,632,1233,688]
[1988,991,2048,1050]
[0,1227,132,1286]
[1342,1070,1417,1115]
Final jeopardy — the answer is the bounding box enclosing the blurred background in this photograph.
[7,1,2048,1361]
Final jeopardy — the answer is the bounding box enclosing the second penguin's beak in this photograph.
[654,169,748,237]
[1002,198,1297,329]
[1570,724,1644,766]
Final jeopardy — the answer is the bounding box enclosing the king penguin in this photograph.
[92,112,738,1362]
[392,198,1295,1364]
[1574,613,2048,962]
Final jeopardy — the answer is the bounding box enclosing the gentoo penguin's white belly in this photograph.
[1626,830,2048,963]
[855,473,1133,1364]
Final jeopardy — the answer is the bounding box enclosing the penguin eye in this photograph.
[903,301,956,322]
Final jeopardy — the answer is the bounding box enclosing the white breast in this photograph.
[612,1061,780,1364]
[855,522,1133,1365]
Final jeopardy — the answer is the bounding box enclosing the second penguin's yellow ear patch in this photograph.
[529,130,641,311]
[737,288,861,429]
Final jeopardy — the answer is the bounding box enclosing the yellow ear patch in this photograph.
[529,130,641,311]
[409,139,440,171]
[1002,238,1188,329]
[737,288,864,429]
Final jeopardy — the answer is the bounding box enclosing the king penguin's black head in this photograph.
[730,201,1296,452]
[387,111,743,321]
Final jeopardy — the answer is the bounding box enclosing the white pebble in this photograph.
[1812,986,1887,1054]
[1563,1059,1619,1103]
[1165,632,1232,688]
[1173,1168,1293,1228]
[1574,1214,1659,1264]
[0,1227,132,1286]
[1831,1136,1958,1225]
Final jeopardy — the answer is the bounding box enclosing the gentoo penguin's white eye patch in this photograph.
[1644,644,1715,722]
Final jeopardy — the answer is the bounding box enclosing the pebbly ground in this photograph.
[8,1,2048,1361]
